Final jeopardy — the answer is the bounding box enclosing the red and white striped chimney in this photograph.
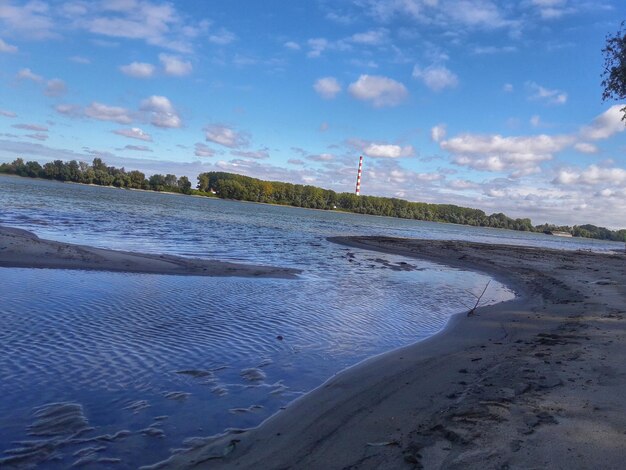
[355,155,363,196]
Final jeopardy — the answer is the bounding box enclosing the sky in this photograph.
[1,0,626,228]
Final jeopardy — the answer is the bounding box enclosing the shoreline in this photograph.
[4,173,626,243]
[0,225,300,279]
[150,236,626,469]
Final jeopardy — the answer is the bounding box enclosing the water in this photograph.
[0,176,620,468]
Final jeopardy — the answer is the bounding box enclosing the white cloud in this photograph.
[17,68,43,82]
[122,144,152,152]
[55,103,82,118]
[449,179,480,190]
[364,143,414,158]
[573,142,598,154]
[348,74,408,108]
[447,0,513,29]
[79,1,201,53]
[61,2,88,17]
[0,1,55,39]
[472,45,516,54]
[440,105,626,179]
[527,81,567,105]
[531,0,569,19]
[597,188,618,198]
[349,58,379,68]
[25,133,48,141]
[359,0,516,31]
[350,28,388,45]
[412,64,459,92]
[232,149,270,160]
[0,37,18,53]
[417,172,443,182]
[326,11,354,24]
[307,38,329,58]
[113,127,153,141]
[204,124,249,149]
[554,164,626,186]
[209,28,236,45]
[0,109,17,118]
[57,96,183,129]
[159,53,192,76]
[442,133,574,177]
[529,115,542,127]
[349,138,414,158]
[431,124,447,142]
[85,102,133,124]
[16,68,66,97]
[503,83,514,92]
[120,61,155,78]
[307,153,335,162]
[140,95,182,128]
[44,79,66,97]
[313,77,342,99]
[284,41,300,50]
[69,55,90,64]
[12,123,48,131]
[194,142,216,157]
[579,105,625,140]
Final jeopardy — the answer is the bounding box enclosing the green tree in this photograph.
[25,161,43,177]
[128,170,147,189]
[164,174,178,188]
[197,173,210,192]
[149,174,166,191]
[178,176,192,194]
[602,22,626,119]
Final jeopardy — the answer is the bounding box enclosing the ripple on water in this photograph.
[0,260,513,468]
[0,177,535,468]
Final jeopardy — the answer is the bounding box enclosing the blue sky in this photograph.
[1,0,626,228]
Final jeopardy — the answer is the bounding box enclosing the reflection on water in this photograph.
[0,176,616,468]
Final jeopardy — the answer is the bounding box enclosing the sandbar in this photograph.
[151,235,626,469]
[0,225,300,279]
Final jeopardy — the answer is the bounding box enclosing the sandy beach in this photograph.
[0,225,300,278]
[146,235,626,469]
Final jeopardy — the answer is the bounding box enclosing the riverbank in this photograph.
[0,225,299,278]
[150,235,626,469]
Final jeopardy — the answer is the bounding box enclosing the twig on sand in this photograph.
[465,280,491,316]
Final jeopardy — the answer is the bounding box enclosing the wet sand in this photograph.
[150,235,626,469]
[0,225,299,278]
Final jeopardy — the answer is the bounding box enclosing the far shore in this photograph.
[0,225,300,279]
[4,173,626,244]
[150,236,626,469]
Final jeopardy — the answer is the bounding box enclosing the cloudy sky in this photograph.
[1,1,626,228]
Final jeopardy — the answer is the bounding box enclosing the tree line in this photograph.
[2,157,625,242]
[197,171,626,241]
[0,157,193,194]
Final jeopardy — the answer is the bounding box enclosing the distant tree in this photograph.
[3,157,626,242]
[197,173,210,192]
[602,21,626,120]
[128,170,146,189]
[25,160,43,177]
[67,160,81,182]
[164,174,178,188]
[92,157,108,173]
[177,176,192,194]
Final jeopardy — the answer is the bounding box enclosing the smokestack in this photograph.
[355,155,363,196]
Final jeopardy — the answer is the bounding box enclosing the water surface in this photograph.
[0,176,618,468]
